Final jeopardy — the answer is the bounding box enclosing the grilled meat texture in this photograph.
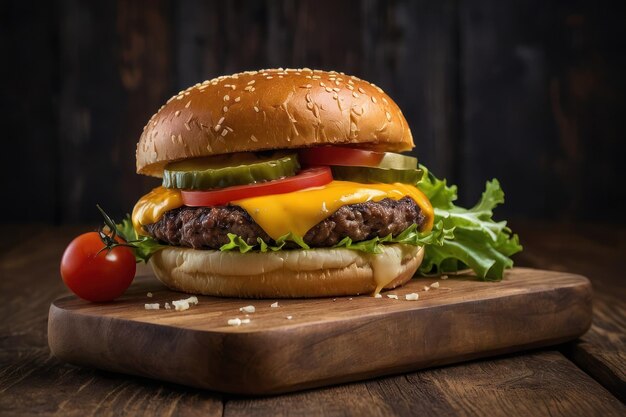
[144,197,425,249]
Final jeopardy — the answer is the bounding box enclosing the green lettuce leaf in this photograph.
[116,216,168,263]
[416,165,522,280]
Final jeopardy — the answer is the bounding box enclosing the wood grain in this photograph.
[459,0,626,220]
[0,227,222,417]
[48,268,591,394]
[225,351,625,417]
[514,222,626,401]
[1,226,624,415]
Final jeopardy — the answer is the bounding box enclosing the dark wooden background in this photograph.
[2,0,624,225]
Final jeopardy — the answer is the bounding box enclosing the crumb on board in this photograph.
[270,302,279,308]
[241,318,251,324]
[164,302,171,310]
[228,318,242,326]
[387,294,398,300]
[147,292,153,298]
[430,282,440,289]
[172,296,199,311]
[286,315,293,320]
[144,303,160,310]
[240,305,256,313]
[374,293,382,299]
[405,293,419,301]
[423,286,430,291]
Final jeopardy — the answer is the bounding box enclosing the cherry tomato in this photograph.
[60,232,136,302]
[181,166,333,206]
[300,147,384,167]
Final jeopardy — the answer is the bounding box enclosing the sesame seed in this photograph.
[218,116,225,125]
[352,92,359,98]
[250,135,258,142]
[244,86,253,91]
[306,102,314,110]
[312,75,321,79]
[371,96,377,103]
[185,101,191,108]
[313,106,320,118]
[184,122,191,131]
[224,95,230,101]
[247,80,256,85]
[333,92,338,99]
[214,125,221,131]
[221,129,228,137]
[350,121,357,131]
[333,87,340,92]
[358,87,365,93]
[223,106,228,112]
[347,84,354,91]
[305,75,312,79]
[325,87,333,93]
[226,126,233,132]
[348,79,354,85]
[266,76,273,79]
[386,111,392,121]
[320,82,326,87]
[382,97,389,105]
[174,110,181,117]
[254,106,260,112]
[306,93,312,102]
[234,97,241,102]
[224,84,231,88]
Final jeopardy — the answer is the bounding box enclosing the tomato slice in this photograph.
[300,147,417,169]
[300,147,384,167]
[181,166,333,206]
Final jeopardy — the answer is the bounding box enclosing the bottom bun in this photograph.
[149,244,424,298]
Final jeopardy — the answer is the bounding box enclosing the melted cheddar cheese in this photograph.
[132,182,434,238]
[132,186,183,234]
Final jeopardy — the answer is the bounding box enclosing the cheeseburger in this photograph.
[131,68,435,298]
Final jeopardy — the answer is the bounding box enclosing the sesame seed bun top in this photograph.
[136,68,414,177]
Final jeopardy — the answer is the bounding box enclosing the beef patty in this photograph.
[143,197,425,249]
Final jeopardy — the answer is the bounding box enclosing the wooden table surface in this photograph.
[1,222,624,416]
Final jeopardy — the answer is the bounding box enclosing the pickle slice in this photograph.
[163,152,300,190]
[373,152,418,169]
[331,166,423,185]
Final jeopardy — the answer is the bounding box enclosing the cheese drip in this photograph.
[132,181,434,239]
[132,186,183,234]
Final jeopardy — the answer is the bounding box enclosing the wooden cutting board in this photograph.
[48,268,591,395]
